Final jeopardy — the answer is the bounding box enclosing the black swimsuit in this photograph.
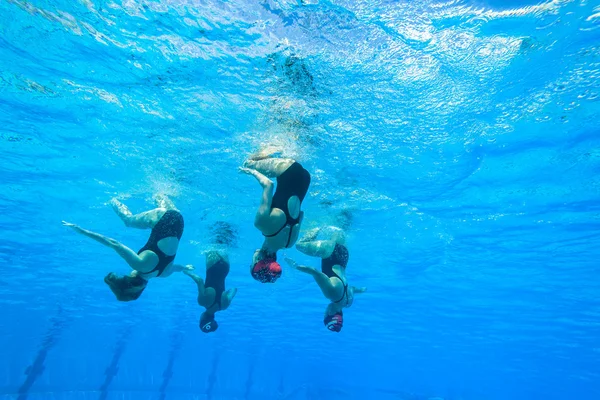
[263,162,311,247]
[204,257,229,313]
[321,243,349,304]
[137,210,184,277]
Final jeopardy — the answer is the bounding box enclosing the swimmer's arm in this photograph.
[62,221,146,271]
[285,258,337,298]
[183,270,205,292]
[221,288,238,310]
[172,264,194,273]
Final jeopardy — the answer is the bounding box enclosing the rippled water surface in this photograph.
[1,0,600,399]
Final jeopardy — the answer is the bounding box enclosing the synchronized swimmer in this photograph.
[239,147,311,283]
[287,227,366,332]
[64,150,365,333]
[63,195,192,302]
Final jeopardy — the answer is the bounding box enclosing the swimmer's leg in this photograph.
[303,225,346,245]
[221,287,238,310]
[154,194,178,211]
[247,145,284,161]
[285,259,337,299]
[243,158,295,178]
[111,198,165,229]
[328,226,347,245]
[298,227,322,242]
[296,239,335,259]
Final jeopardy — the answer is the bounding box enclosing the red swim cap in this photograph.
[251,260,282,283]
[324,312,343,332]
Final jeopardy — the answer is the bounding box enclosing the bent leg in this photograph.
[328,226,347,245]
[296,239,335,259]
[155,194,178,211]
[244,158,295,178]
[111,199,165,229]
[298,227,321,242]
[248,145,284,161]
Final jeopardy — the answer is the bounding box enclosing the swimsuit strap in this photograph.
[204,257,229,312]
[137,210,184,277]
[332,273,348,304]
[263,222,295,247]
[336,285,348,304]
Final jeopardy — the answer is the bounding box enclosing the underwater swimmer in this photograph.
[184,250,237,333]
[239,147,311,283]
[62,195,192,301]
[285,226,366,332]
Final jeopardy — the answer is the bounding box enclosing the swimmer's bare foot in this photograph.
[62,221,84,234]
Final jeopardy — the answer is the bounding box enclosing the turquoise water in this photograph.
[2,0,600,399]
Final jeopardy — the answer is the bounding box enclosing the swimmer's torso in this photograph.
[321,243,353,308]
[199,253,229,314]
[137,210,184,279]
[260,162,310,249]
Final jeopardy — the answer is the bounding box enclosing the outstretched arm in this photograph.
[62,221,151,272]
[183,270,205,293]
[221,288,238,310]
[285,258,337,299]
[172,264,194,273]
[351,286,367,294]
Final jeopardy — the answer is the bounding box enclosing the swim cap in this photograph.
[200,313,218,333]
[104,273,148,302]
[324,312,343,332]
[251,259,282,283]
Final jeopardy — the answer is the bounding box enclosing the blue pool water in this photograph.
[1,0,600,399]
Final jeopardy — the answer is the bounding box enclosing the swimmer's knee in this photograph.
[244,159,257,168]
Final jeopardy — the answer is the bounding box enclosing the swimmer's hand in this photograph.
[285,258,316,274]
[284,257,299,268]
[238,167,253,175]
[175,264,194,273]
[62,221,83,233]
